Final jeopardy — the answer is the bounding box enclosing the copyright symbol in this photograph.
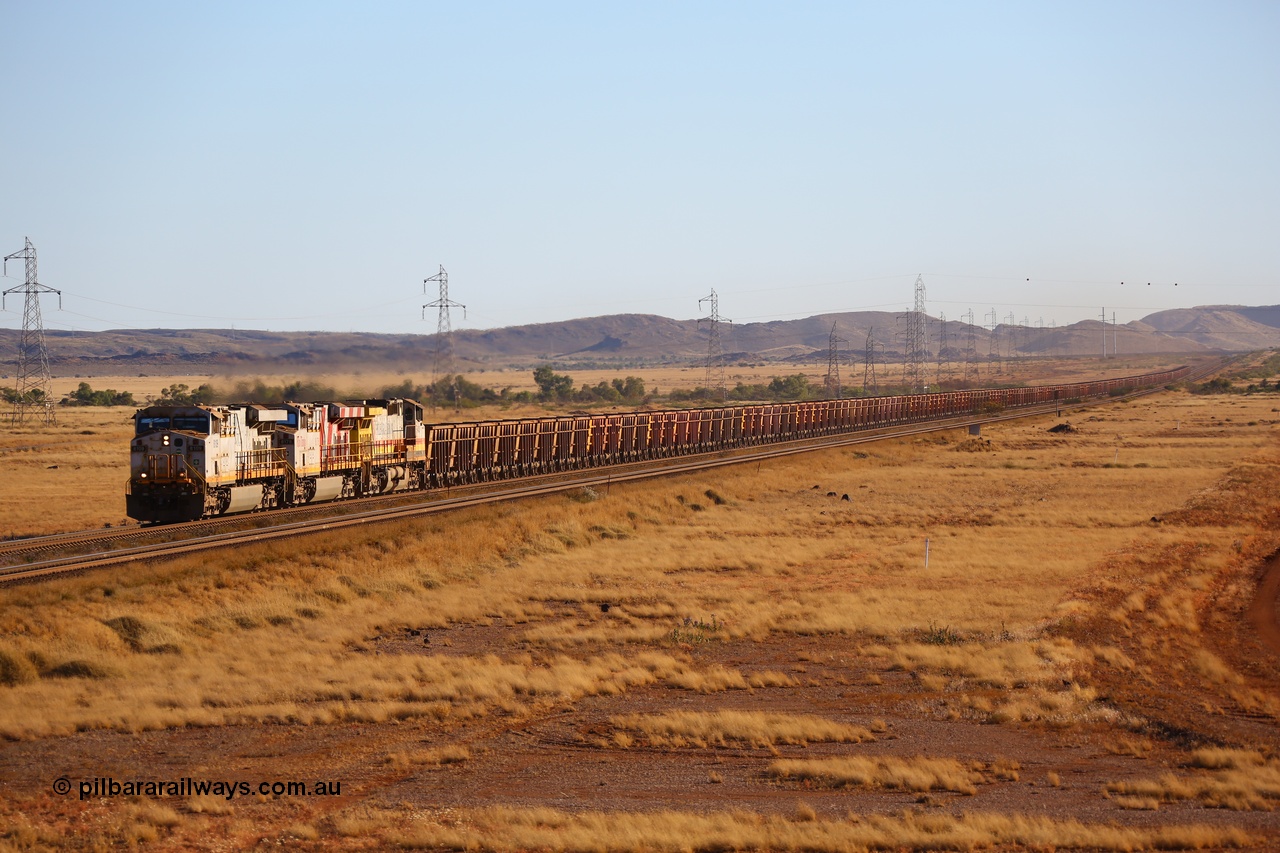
[52,777,72,796]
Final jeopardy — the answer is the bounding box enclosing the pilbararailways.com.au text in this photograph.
[64,777,342,801]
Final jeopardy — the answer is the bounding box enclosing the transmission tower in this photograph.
[935,312,951,386]
[1004,312,1018,361]
[863,327,879,395]
[962,309,979,383]
[902,274,929,392]
[422,265,465,409]
[986,308,1002,375]
[3,238,61,426]
[824,322,847,399]
[698,289,729,400]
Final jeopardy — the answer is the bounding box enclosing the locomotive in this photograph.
[126,366,1189,524]
[127,399,424,523]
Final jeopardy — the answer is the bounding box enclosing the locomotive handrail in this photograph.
[178,456,207,489]
[236,448,288,480]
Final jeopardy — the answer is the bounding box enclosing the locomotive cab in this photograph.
[126,406,214,523]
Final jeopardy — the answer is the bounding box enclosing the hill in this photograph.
[1,304,1276,376]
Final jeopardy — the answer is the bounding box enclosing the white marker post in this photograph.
[925,538,930,569]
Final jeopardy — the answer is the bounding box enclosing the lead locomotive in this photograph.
[127,399,424,523]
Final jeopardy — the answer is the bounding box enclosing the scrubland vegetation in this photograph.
[1,354,1279,849]
[384,807,1255,851]
[0,407,135,537]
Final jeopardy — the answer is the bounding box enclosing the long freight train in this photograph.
[126,366,1190,523]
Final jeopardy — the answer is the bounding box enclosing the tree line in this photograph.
[10,362,1065,411]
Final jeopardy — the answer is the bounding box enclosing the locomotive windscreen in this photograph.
[135,413,211,434]
[173,413,211,433]
[136,415,170,434]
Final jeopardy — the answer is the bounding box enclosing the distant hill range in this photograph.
[3,304,1278,376]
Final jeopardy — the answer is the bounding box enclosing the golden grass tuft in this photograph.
[1105,736,1154,759]
[1188,747,1266,770]
[792,801,818,822]
[388,744,472,768]
[1113,795,1162,810]
[887,639,1084,690]
[1106,758,1280,811]
[185,794,234,815]
[0,647,37,686]
[767,755,982,795]
[610,710,875,749]
[985,684,1100,726]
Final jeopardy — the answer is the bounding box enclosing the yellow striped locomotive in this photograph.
[126,366,1189,523]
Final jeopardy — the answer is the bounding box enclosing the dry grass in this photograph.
[767,755,985,794]
[185,794,235,815]
[2,372,1279,846]
[886,638,1083,689]
[1189,747,1267,770]
[1,390,1277,743]
[607,710,874,748]
[1106,758,1280,811]
[1106,736,1156,759]
[388,806,1255,851]
[0,406,135,537]
[387,743,472,768]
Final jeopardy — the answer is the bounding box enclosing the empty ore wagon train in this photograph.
[126,366,1188,523]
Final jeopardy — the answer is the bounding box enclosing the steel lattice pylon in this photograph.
[863,327,879,395]
[3,238,61,426]
[986,308,1002,375]
[902,274,929,393]
[699,289,729,401]
[962,309,979,383]
[935,312,951,386]
[422,265,465,409]
[825,322,847,399]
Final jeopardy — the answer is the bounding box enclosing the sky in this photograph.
[1,1,1277,336]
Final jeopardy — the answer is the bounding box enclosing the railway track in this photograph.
[0,365,1227,585]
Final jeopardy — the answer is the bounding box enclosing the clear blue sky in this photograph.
[1,1,1276,335]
